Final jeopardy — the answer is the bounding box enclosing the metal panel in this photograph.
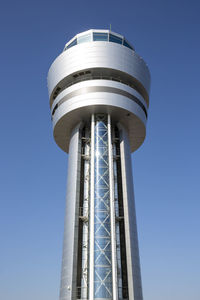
[80,127,90,299]
[51,85,148,117]
[107,115,118,300]
[47,42,150,99]
[51,87,147,154]
[89,115,95,300]
[59,123,82,300]
[51,80,147,114]
[118,123,143,300]
[49,78,148,153]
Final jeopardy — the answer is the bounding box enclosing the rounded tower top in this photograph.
[47,29,151,153]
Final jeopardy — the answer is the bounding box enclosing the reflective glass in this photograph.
[109,34,122,45]
[93,32,108,41]
[94,114,112,299]
[123,39,133,50]
[66,38,77,49]
[77,33,92,44]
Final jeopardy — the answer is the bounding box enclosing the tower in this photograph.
[47,29,150,300]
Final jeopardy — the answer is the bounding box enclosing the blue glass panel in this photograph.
[77,33,92,44]
[93,32,108,41]
[109,34,122,45]
[94,114,112,299]
[123,39,134,50]
[66,38,77,49]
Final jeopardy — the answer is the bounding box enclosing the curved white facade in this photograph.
[47,29,151,300]
[48,29,150,153]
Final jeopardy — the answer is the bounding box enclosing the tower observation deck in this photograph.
[47,29,151,300]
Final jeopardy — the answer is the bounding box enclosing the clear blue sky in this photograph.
[0,0,200,299]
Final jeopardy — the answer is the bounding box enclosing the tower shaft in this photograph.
[60,114,142,300]
[47,29,151,300]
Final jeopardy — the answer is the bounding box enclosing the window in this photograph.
[93,32,108,41]
[67,38,77,49]
[64,32,134,52]
[77,33,92,44]
[52,103,58,116]
[109,34,122,45]
[123,39,133,50]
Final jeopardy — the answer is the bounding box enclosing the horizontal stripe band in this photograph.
[52,85,147,118]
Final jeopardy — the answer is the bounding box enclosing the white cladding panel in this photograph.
[51,80,148,114]
[52,91,146,153]
[60,123,82,300]
[119,124,143,300]
[47,42,150,98]
[53,93,146,129]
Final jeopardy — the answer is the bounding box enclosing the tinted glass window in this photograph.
[123,39,133,50]
[67,38,77,49]
[93,32,108,41]
[78,34,92,44]
[109,34,122,45]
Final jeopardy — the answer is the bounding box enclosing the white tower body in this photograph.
[47,29,150,300]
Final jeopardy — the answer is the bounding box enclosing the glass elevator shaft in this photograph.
[77,114,128,300]
[94,115,112,299]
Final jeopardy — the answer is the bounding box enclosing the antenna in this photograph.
[110,24,112,31]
